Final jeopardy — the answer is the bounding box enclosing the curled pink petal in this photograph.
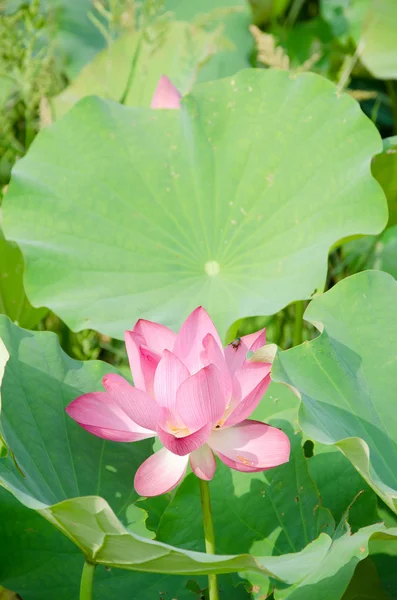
[224,374,271,427]
[154,350,190,418]
[173,306,223,374]
[124,331,160,394]
[139,346,160,397]
[133,318,176,354]
[102,373,160,431]
[242,328,267,352]
[66,392,154,442]
[233,361,271,403]
[124,331,146,390]
[176,364,227,430]
[214,451,266,473]
[224,327,267,374]
[190,444,216,480]
[208,419,290,470]
[224,338,250,374]
[134,448,188,497]
[157,423,212,456]
[151,75,181,109]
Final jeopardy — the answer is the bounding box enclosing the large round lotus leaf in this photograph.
[273,270,397,514]
[3,69,387,339]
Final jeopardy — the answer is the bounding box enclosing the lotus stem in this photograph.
[199,479,220,600]
[285,0,305,28]
[386,81,397,135]
[80,561,95,600]
[293,300,304,347]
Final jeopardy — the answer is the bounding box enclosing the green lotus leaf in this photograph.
[248,0,290,25]
[0,227,47,329]
[372,140,397,227]
[383,136,397,151]
[0,589,17,599]
[0,488,205,600]
[273,270,397,513]
[3,69,387,339]
[0,316,152,510]
[272,526,397,600]
[322,0,397,79]
[320,0,351,39]
[341,138,397,278]
[341,558,392,600]
[308,444,379,531]
[370,504,397,599]
[351,0,397,80]
[54,20,223,118]
[39,494,331,577]
[164,0,253,81]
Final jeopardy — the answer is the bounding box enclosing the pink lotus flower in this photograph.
[66,307,290,497]
[151,75,181,109]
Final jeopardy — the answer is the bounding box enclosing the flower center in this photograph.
[214,402,232,429]
[167,422,191,438]
[236,455,254,467]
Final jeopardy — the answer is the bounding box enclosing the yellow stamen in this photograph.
[236,454,254,466]
[166,422,190,437]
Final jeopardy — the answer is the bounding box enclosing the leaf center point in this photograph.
[204,261,220,276]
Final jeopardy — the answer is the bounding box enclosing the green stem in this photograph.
[351,233,381,274]
[80,561,95,600]
[292,301,304,347]
[24,117,36,150]
[119,30,144,105]
[386,81,397,135]
[284,0,305,28]
[273,311,286,348]
[199,479,219,600]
